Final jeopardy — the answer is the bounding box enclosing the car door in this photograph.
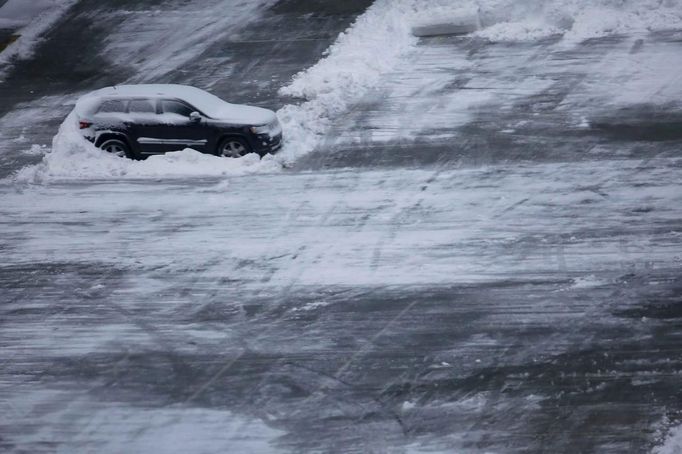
[154,99,210,153]
[128,98,166,156]
[93,98,131,135]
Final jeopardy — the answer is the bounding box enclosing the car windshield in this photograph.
[161,86,238,119]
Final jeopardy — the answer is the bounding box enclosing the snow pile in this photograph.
[465,0,682,42]
[276,0,421,164]
[0,0,78,70]
[13,111,279,182]
[654,424,682,454]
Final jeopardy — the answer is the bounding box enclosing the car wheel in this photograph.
[100,138,130,158]
[218,137,251,158]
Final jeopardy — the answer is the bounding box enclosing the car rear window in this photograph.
[98,99,128,113]
[129,99,156,114]
[161,100,194,117]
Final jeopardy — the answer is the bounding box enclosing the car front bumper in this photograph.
[254,132,283,155]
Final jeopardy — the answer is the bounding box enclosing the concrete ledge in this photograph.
[412,15,480,37]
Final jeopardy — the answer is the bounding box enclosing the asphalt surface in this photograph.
[1,1,682,453]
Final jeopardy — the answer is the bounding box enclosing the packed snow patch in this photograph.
[570,275,609,289]
[23,144,47,156]
[293,301,331,312]
[476,18,562,42]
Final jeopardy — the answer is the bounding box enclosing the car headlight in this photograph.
[251,119,282,136]
[251,125,270,135]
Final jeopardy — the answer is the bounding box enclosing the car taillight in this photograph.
[79,120,92,129]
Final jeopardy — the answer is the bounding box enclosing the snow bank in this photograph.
[470,0,682,42]
[13,111,279,182]
[0,0,78,70]
[654,424,682,454]
[276,0,421,164]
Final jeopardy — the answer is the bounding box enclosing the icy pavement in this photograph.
[1,0,682,452]
[3,159,682,285]
[2,157,682,452]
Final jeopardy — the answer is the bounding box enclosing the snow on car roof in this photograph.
[75,84,276,125]
[81,84,227,116]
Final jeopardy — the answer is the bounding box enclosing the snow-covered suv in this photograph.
[76,84,283,159]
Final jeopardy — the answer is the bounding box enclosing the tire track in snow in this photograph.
[371,166,446,270]
[185,172,358,404]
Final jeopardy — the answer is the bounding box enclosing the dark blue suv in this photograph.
[76,84,283,159]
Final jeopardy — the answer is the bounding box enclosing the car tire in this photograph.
[217,137,251,158]
[99,138,131,159]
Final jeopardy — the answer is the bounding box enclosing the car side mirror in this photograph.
[189,111,202,123]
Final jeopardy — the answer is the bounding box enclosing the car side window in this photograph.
[161,100,194,118]
[98,99,128,113]
[129,99,156,114]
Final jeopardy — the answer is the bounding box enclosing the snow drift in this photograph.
[276,0,420,164]
[13,111,280,182]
